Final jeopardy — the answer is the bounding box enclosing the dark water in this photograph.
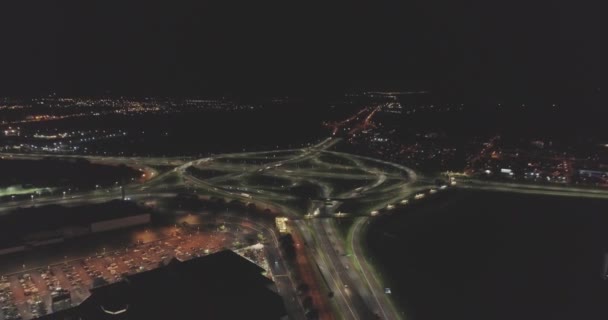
[366,190,608,320]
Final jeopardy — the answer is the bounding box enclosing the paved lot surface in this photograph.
[0,222,264,320]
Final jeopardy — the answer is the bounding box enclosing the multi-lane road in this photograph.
[174,138,411,319]
[458,178,608,199]
[5,140,608,320]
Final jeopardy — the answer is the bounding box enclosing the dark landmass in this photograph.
[366,189,608,320]
[0,158,139,189]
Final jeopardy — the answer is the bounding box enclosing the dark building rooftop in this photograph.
[0,200,149,248]
[37,250,286,320]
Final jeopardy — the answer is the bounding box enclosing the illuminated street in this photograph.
[1,4,606,318]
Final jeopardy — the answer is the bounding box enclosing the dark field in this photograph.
[366,190,608,320]
[0,158,139,189]
[17,107,331,157]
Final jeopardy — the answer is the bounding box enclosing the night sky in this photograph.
[0,1,606,101]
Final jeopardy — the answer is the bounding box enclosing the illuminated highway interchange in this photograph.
[3,133,608,320]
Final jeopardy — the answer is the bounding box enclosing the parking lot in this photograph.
[0,220,263,320]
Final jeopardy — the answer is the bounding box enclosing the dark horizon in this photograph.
[1,0,607,103]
